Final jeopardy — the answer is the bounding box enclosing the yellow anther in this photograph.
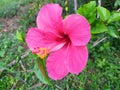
[37,48,49,59]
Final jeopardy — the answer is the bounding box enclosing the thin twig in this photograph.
[92,37,107,47]
[21,69,34,73]
[7,60,16,67]
[11,81,18,90]
[74,0,77,13]
[0,60,16,72]
[19,60,26,71]
[40,84,47,90]
[19,50,30,71]
[98,0,101,6]
[92,29,120,47]
[97,0,101,18]
[21,50,30,59]
[117,8,120,12]
[55,85,63,90]
[0,50,30,72]
[29,83,42,90]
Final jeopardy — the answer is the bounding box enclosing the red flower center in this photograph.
[63,34,71,45]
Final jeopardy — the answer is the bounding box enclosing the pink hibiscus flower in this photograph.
[26,3,91,80]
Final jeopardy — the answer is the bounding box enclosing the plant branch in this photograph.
[11,81,18,90]
[92,36,107,47]
[19,60,26,71]
[98,0,101,6]
[0,50,30,72]
[117,8,120,12]
[97,0,101,18]
[74,0,77,13]
[55,85,63,90]
[29,83,42,90]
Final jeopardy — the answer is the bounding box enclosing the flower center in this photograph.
[62,34,71,45]
[56,33,71,47]
[33,47,49,59]
[37,48,49,59]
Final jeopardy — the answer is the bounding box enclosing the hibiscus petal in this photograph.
[63,14,91,46]
[37,4,63,33]
[25,28,46,52]
[46,47,68,80]
[67,45,88,74]
[26,28,66,53]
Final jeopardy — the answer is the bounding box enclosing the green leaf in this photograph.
[107,25,119,38]
[107,11,120,23]
[16,30,25,42]
[34,59,51,85]
[97,6,110,21]
[114,0,120,7]
[0,50,5,57]
[91,20,108,34]
[0,61,6,69]
[77,1,96,24]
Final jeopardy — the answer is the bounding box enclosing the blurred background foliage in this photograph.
[0,0,120,90]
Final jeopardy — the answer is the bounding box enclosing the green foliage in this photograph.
[19,0,40,29]
[0,50,5,57]
[107,11,120,23]
[87,38,120,90]
[107,25,119,38]
[0,61,6,69]
[34,59,50,85]
[0,0,33,18]
[97,6,111,21]
[78,1,120,39]
[77,1,96,24]
[0,0,120,90]
[91,20,108,34]
[0,0,19,17]
[114,0,120,7]
[16,30,25,42]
